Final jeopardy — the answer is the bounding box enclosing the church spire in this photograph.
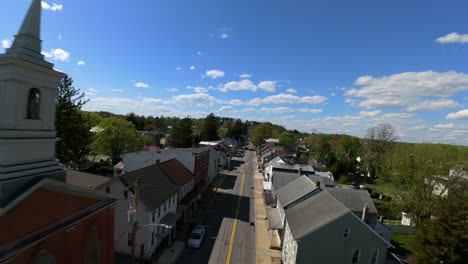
[6,0,48,65]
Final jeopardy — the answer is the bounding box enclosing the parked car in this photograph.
[187,225,205,249]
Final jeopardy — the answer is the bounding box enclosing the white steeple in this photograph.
[6,0,52,68]
[0,0,66,203]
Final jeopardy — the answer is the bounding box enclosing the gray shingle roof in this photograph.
[327,188,378,214]
[65,170,112,189]
[275,176,317,208]
[285,191,350,239]
[308,175,335,187]
[272,171,302,190]
[120,164,178,210]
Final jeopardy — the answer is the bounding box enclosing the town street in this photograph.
[177,150,256,264]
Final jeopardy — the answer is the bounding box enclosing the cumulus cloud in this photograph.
[219,80,278,92]
[239,73,252,78]
[260,107,295,114]
[360,110,381,117]
[381,113,415,119]
[166,93,221,106]
[298,108,323,113]
[436,32,468,44]
[176,67,182,70]
[432,123,455,130]
[166,88,179,92]
[111,89,124,92]
[446,109,468,120]
[1,39,12,49]
[221,33,230,39]
[217,106,234,112]
[258,81,277,92]
[134,82,150,88]
[194,87,208,93]
[77,60,86,66]
[41,1,63,11]
[248,93,327,105]
[345,71,468,111]
[286,88,297,94]
[196,51,203,55]
[410,125,427,130]
[205,69,225,79]
[42,48,70,62]
[190,66,196,70]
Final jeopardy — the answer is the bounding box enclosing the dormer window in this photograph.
[27,88,41,119]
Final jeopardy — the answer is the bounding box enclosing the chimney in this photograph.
[316,181,320,188]
[298,168,303,175]
[362,203,368,221]
[156,158,160,165]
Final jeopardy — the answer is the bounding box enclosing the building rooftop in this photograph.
[159,159,193,186]
[327,188,378,214]
[65,170,112,189]
[275,175,317,208]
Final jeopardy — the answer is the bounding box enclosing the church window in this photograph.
[27,88,41,119]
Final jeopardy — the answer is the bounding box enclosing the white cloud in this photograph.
[41,1,63,11]
[286,88,297,94]
[217,106,234,112]
[134,82,150,88]
[407,99,461,111]
[220,79,257,92]
[176,67,182,70]
[381,113,415,119]
[260,107,295,114]
[436,32,468,44]
[190,66,196,70]
[85,88,98,97]
[1,39,12,49]
[446,109,468,120]
[330,92,336,96]
[166,88,179,92]
[433,123,455,129]
[249,93,327,105]
[41,48,70,62]
[360,110,381,117]
[167,93,221,106]
[111,89,124,92]
[196,51,203,55]
[298,108,323,113]
[410,125,427,130]
[258,81,277,92]
[345,71,468,111]
[205,69,225,79]
[239,73,252,78]
[229,99,244,105]
[221,33,230,39]
[89,88,98,93]
[58,34,62,39]
[77,60,86,66]
[194,87,208,93]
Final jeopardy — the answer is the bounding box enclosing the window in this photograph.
[152,212,155,223]
[352,249,360,264]
[34,251,56,264]
[84,225,99,264]
[370,250,379,264]
[164,202,166,213]
[158,208,160,217]
[106,187,110,193]
[344,227,350,239]
[124,190,128,199]
[151,231,154,245]
[27,88,41,119]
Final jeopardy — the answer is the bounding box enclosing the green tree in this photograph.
[279,131,297,152]
[170,117,193,147]
[200,113,219,141]
[55,76,93,167]
[365,123,398,179]
[413,180,468,263]
[91,117,139,164]
[251,122,273,146]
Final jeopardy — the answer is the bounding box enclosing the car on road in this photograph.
[187,225,205,249]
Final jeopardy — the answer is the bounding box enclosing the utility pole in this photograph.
[130,177,140,264]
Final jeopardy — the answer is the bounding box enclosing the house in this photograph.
[117,164,179,258]
[0,1,116,263]
[327,188,379,228]
[159,159,199,223]
[281,191,392,264]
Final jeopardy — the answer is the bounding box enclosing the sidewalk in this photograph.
[253,161,282,263]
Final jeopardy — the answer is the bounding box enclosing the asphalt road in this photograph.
[177,150,256,264]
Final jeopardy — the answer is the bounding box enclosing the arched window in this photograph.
[27,88,41,119]
[34,250,56,264]
[84,225,100,264]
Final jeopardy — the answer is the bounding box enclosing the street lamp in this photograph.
[228,144,233,170]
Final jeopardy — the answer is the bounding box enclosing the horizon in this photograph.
[1,0,467,145]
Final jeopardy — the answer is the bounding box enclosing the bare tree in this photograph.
[364,123,398,179]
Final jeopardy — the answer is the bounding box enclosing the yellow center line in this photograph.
[226,167,246,264]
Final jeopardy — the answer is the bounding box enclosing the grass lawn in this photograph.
[391,234,415,256]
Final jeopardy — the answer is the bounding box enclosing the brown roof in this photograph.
[159,159,193,186]
[65,170,112,189]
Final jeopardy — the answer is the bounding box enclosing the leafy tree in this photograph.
[413,180,468,263]
[55,76,93,167]
[315,135,332,164]
[279,131,297,152]
[200,113,219,141]
[251,122,273,146]
[230,119,248,142]
[91,117,139,164]
[170,117,193,147]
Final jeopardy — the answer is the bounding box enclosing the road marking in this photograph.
[226,167,246,264]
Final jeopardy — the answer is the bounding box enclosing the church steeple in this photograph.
[6,0,52,68]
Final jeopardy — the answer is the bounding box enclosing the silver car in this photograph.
[187,225,205,249]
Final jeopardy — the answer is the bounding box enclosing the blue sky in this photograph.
[1,0,468,145]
